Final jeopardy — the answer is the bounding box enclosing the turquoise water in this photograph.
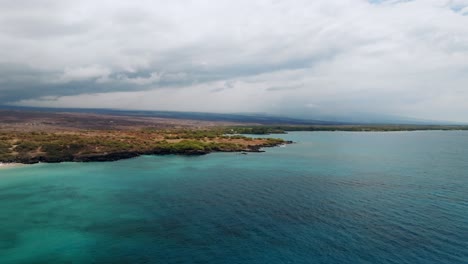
[1,131,467,263]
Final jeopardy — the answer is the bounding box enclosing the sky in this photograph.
[0,0,468,122]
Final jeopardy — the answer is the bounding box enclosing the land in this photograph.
[1,109,468,165]
[0,110,288,164]
[228,125,468,134]
[0,163,23,170]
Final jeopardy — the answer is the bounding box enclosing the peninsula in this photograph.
[2,109,467,165]
[0,110,289,164]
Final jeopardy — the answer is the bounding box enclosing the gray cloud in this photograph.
[266,84,303,92]
[1,0,468,122]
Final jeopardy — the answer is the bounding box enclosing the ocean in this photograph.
[0,131,467,263]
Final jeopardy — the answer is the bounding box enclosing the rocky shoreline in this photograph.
[5,141,293,165]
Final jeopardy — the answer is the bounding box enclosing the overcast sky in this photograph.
[1,0,468,122]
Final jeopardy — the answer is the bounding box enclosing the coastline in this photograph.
[0,126,291,166]
[0,141,292,165]
[0,163,25,170]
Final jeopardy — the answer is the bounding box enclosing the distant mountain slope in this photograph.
[0,105,344,125]
[0,105,457,125]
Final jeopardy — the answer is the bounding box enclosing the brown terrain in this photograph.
[0,110,248,132]
[0,110,289,164]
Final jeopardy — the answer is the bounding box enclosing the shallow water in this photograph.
[0,131,467,263]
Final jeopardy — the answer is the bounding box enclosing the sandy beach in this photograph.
[0,163,24,170]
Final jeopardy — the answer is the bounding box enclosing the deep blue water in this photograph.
[1,131,467,263]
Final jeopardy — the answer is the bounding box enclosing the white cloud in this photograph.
[1,0,468,122]
[59,65,111,82]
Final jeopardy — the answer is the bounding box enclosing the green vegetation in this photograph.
[0,140,13,161]
[227,125,468,134]
[6,123,463,164]
[154,140,242,153]
[0,129,288,164]
[225,127,286,135]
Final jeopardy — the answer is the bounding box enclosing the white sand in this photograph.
[0,163,25,170]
